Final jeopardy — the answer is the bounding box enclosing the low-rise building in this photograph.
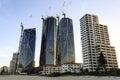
[61,62,83,73]
[41,64,60,75]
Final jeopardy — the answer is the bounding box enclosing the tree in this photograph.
[96,52,107,72]
[1,68,5,75]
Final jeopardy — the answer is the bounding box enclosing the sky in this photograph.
[0,0,120,68]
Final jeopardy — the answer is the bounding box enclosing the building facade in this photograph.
[40,17,57,66]
[9,52,18,74]
[57,17,75,64]
[80,14,118,72]
[41,62,82,75]
[61,62,82,73]
[18,28,36,71]
[41,64,60,75]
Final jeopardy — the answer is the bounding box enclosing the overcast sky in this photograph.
[0,0,120,68]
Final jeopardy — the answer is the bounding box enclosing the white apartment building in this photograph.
[80,14,118,72]
[60,62,82,73]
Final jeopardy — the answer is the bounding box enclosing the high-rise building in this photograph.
[80,14,118,72]
[9,52,18,74]
[18,28,36,70]
[40,17,57,66]
[57,17,75,64]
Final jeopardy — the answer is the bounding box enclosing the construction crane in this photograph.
[20,22,24,32]
[56,15,59,22]
[62,12,66,18]
[41,16,44,21]
[44,6,51,18]
[65,1,72,14]
[15,22,24,73]
[57,1,72,18]
[57,1,65,16]
[21,15,33,27]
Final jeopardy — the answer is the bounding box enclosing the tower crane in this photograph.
[57,1,72,18]
[41,16,44,21]
[44,6,51,18]
[20,22,24,32]
[65,0,72,14]
[56,15,59,22]
[57,1,65,16]
[62,12,66,18]
[21,15,33,27]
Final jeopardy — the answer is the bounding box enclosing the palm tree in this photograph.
[96,52,107,72]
